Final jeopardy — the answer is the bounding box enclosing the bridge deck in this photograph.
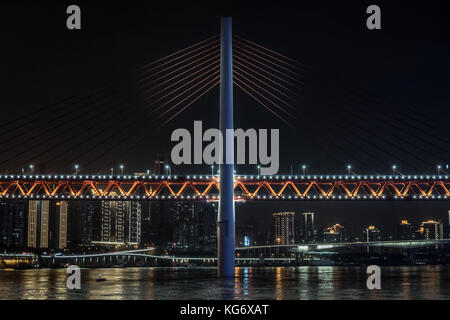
[0,174,448,200]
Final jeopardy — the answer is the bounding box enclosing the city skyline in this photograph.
[1,197,449,251]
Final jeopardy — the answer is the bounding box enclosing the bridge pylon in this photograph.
[217,16,235,278]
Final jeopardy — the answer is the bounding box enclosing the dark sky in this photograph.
[0,0,449,234]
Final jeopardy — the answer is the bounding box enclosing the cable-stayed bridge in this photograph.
[1,17,448,277]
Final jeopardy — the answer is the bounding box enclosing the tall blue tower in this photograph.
[217,16,235,278]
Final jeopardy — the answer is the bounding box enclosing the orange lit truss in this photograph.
[0,174,449,201]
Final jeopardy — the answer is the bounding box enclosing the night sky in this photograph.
[1,0,449,235]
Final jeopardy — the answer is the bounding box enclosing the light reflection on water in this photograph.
[0,266,448,300]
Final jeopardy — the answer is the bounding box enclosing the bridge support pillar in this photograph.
[217,16,235,278]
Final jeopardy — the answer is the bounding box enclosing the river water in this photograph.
[0,266,448,300]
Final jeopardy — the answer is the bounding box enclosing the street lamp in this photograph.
[347,164,352,176]
[119,164,124,175]
[146,169,150,175]
[437,165,442,175]
[302,164,306,176]
[392,165,397,176]
[29,164,34,173]
[165,164,171,175]
[74,164,79,174]
[257,165,261,176]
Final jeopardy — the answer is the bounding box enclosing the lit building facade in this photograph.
[27,200,49,248]
[99,200,141,246]
[273,212,296,245]
[323,224,347,243]
[416,220,443,240]
[49,201,68,249]
[27,200,67,249]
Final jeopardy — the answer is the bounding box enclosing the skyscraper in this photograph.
[146,201,172,247]
[99,200,141,246]
[48,201,68,249]
[141,159,173,247]
[27,200,49,248]
[0,200,27,248]
[100,200,125,244]
[27,200,67,249]
[303,212,316,243]
[67,200,102,248]
[126,201,141,245]
[273,212,296,245]
[172,202,199,249]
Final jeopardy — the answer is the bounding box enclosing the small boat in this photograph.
[96,273,106,282]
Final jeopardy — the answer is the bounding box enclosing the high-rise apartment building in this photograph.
[99,200,141,246]
[48,201,68,249]
[273,212,296,245]
[27,200,67,249]
[303,212,316,243]
[28,200,49,248]
[0,200,27,248]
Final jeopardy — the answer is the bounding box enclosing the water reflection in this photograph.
[0,266,448,300]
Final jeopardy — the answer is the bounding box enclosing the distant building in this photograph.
[237,217,259,247]
[48,201,68,249]
[0,200,27,248]
[141,160,174,247]
[197,202,217,250]
[273,212,296,245]
[145,201,172,247]
[447,211,450,239]
[363,225,381,242]
[27,200,48,248]
[98,199,141,246]
[303,212,316,243]
[397,220,414,241]
[323,224,347,243]
[126,202,141,245]
[416,220,443,240]
[27,200,67,249]
[67,201,102,248]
